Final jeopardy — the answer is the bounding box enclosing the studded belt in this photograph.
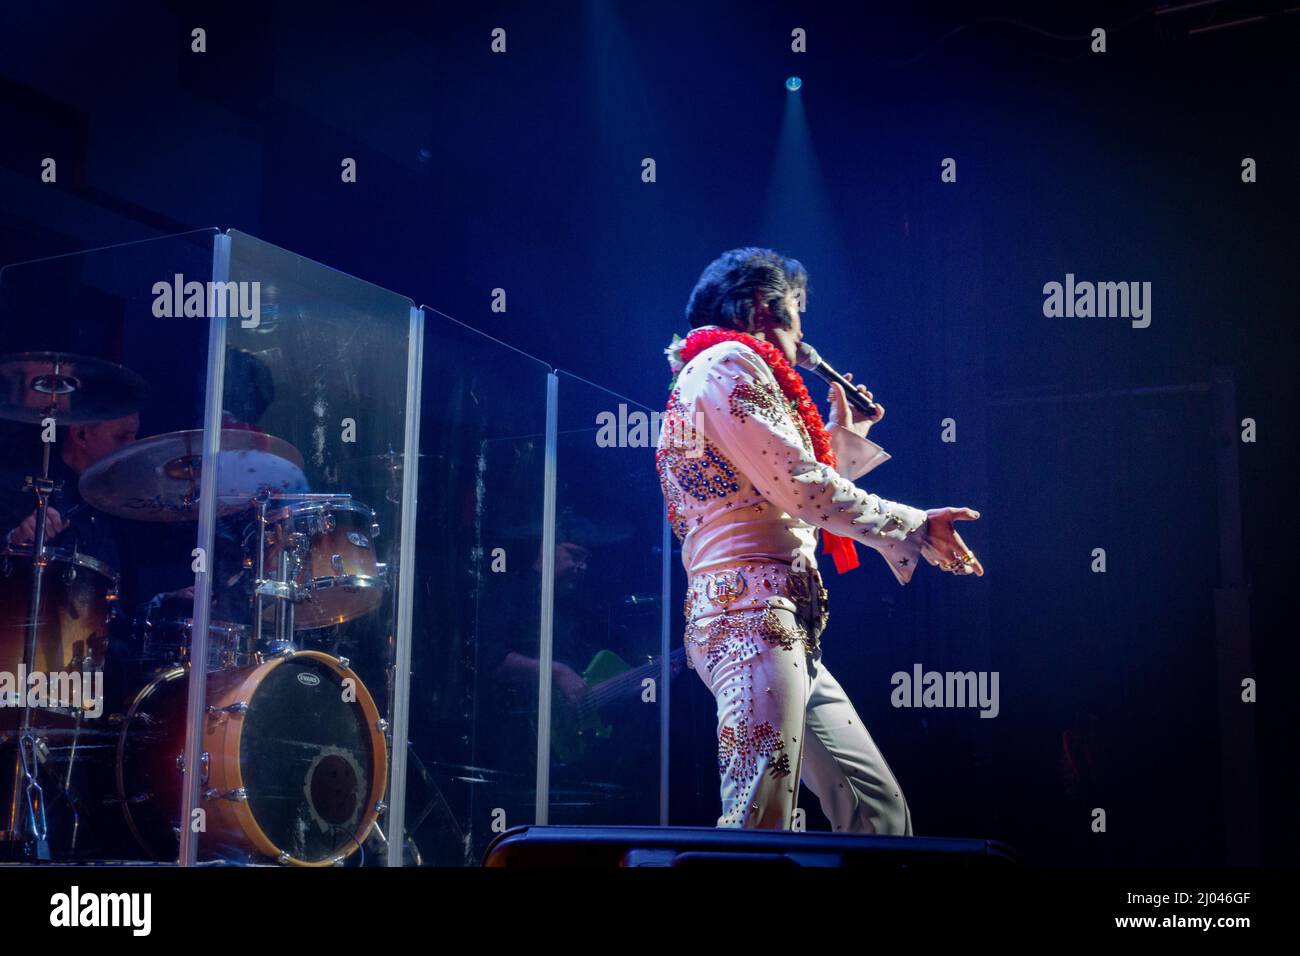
[683,560,829,658]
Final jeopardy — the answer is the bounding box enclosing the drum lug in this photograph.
[376,718,390,734]
[336,656,350,668]
[205,787,248,802]
[375,800,388,814]
[207,701,249,716]
[177,751,211,783]
[331,553,345,574]
[277,851,291,865]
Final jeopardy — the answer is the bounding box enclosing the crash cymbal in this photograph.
[79,428,307,522]
[0,352,147,424]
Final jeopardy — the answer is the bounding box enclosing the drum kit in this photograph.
[0,352,393,865]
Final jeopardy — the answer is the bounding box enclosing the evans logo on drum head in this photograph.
[297,672,322,687]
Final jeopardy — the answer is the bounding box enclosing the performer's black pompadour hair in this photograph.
[685,247,807,332]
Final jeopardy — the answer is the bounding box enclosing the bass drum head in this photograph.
[116,653,386,865]
[236,654,386,863]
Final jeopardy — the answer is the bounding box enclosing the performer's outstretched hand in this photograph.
[826,372,884,438]
[920,507,984,576]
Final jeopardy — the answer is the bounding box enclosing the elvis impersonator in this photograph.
[656,247,984,834]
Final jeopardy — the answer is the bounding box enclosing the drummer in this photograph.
[1,414,139,569]
[132,347,293,627]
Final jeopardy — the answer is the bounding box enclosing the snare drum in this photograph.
[139,614,253,672]
[249,497,385,630]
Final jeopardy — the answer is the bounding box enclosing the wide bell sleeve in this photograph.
[828,424,890,482]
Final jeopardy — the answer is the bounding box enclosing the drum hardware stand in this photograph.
[252,492,269,652]
[268,544,298,653]
[251,491,302,655]
[50,701,90,855]
[3,391,63,860]
[366,742,465,866]
[362,806,425,867]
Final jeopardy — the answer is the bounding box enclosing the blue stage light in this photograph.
[786,76,802,92]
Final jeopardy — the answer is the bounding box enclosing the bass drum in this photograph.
[117,651,387,866]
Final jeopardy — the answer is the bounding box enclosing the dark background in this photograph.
[1,1,1295,866]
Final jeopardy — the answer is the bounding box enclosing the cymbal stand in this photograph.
[252,492,268,651]
[4,383,63,859]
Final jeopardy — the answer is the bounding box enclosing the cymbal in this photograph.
[0,352,147,424]
[79,428,307,522]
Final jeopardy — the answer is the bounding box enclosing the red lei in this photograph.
[674,327,861,572]
[678,328,835,467]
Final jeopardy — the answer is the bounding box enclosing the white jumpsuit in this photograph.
[655,335,928,833]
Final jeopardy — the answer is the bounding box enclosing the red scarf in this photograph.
[675,327,860,573]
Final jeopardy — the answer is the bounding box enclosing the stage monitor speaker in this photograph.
[483,825,1018,868]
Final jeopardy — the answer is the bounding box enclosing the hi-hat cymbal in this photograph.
[79,428,307,522]
[0,352,147,424]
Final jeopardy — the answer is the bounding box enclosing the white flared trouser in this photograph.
[686,606,913,834]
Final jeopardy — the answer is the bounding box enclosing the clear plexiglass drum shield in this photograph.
[179,230,422,866]
[0,230,673,868]
[406,311,552,865]
[550,372,670,829]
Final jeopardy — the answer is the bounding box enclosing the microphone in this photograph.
[797,342,880,419]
